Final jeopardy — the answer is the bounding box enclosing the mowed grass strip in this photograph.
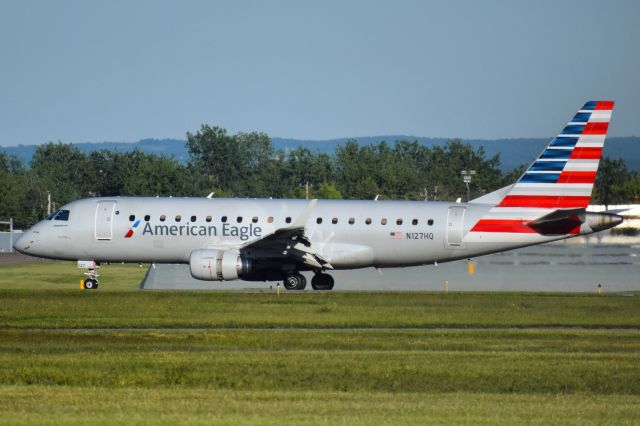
[0,329,638,394]
[0,261,147,291]
[0,289,639,329]
[0,265,639,424]
[0,386,639,426]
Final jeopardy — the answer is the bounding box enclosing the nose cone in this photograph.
[13,231,31,254]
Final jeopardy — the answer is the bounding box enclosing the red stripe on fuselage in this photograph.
[498,195,591,208]
[470,219,536,233]
[557,171,597,183]
[125,229,134,238]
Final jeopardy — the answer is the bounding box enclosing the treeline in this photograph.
[1,124,639,228]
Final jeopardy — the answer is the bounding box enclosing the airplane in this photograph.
[14,101,623,290]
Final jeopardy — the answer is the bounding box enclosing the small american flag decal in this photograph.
[390,232,403,239]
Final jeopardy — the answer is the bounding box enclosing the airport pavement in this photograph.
[141,238,640,293]
[0,252,52,266]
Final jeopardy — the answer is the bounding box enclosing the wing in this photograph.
[239,199,333,270]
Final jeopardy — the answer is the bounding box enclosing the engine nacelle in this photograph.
[189,249,251,281]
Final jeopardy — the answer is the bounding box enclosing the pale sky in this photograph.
[1,0,638,146]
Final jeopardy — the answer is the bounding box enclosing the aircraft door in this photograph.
[446,206,466,246]
[95,201,116,240]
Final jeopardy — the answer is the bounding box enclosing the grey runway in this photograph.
[142,237,640,292]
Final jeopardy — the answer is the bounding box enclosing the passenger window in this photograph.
[175,215,181,222]
[428,219,434,226]
[129,215,135,222]
[191,215,197,222]
[237,216,243,223]
[252,216,258,223]
[396,219,403,225]
[381,218,387,225]
[160,215,166,222]
[317,217,323,224]
[144,215,150,222]
[286,217,291,224]
[349,218,355,225]
[267,216,273,223]
[206,216,212,223]
[365,218,372,225]
[54,210,70,221]
[332,218,338,224]
[221,216,227,223]
[412,219,418,225]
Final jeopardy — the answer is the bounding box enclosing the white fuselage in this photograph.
[15,197,589,273]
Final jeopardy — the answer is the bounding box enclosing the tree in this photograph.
[233,131,280,197]
[186,125,240,194]
[283,148,335,198]
[314,182,342,199]
[186,126,285,196]
[30,142,92,206]
[0,152,26,224]
[593,157,633,206]
[120,151,194,196]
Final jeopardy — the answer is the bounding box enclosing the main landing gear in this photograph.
[284,273,307,290]
[311,272,334,291]
[283,272,335,291]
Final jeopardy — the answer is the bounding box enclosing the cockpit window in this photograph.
[54,210,70,221]
[46,210,60,220]
[46,209,69,221]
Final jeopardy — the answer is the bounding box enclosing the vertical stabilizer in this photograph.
[470,101,614,234]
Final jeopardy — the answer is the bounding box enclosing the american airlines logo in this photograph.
[124,220,141,238]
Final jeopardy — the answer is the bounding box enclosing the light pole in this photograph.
[461,170,476,201]
[299,181,313,199]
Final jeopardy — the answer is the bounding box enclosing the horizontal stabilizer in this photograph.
[526,208,585,235]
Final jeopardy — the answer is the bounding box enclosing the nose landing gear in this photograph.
[78,260,100,290]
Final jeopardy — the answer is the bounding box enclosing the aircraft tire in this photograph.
[84,279,96,290]
[311,273,334,291]
[284,273,306,290]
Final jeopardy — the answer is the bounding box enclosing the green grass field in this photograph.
[0,261,639,424]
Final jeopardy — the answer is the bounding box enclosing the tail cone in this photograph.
[586,212,623,232]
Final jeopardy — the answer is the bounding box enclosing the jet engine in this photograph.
[189,249,252,281]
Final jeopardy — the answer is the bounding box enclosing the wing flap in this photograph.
[238,199,333,269]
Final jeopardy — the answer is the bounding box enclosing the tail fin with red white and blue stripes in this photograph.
[500,100,613,209]
[470,100,613,234]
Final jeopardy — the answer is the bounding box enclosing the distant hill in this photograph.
[2,136,639,171]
